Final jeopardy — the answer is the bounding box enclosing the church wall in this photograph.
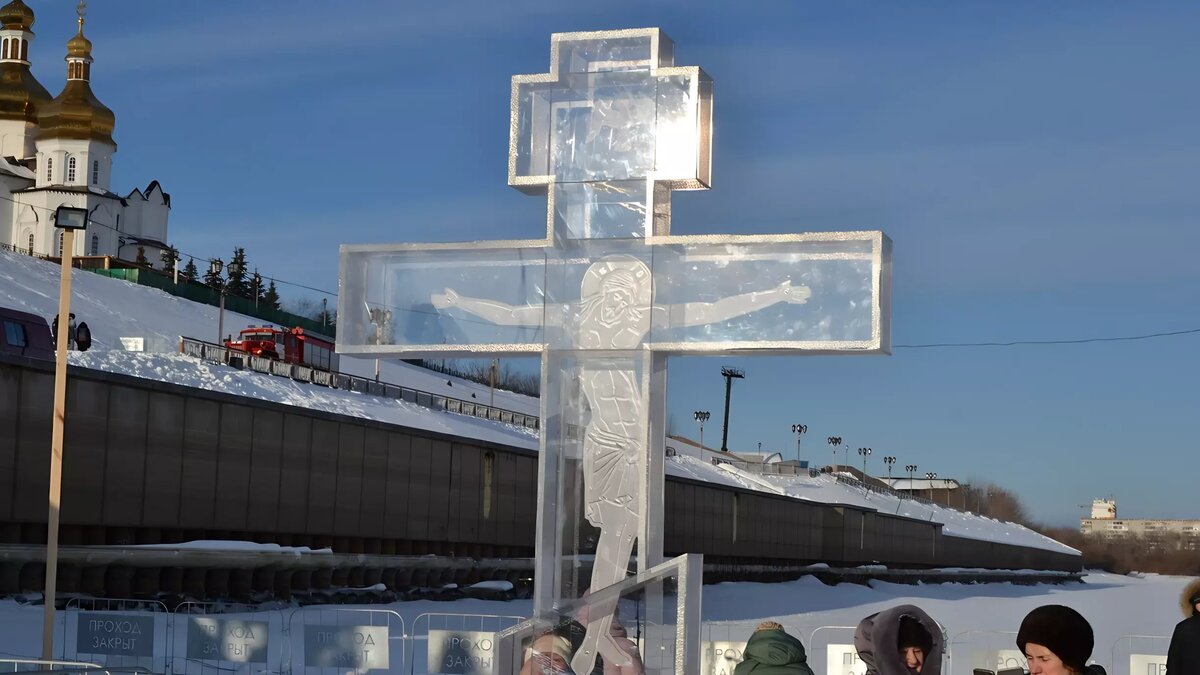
[35,138,112,190]
[0,119,36,159]
[0,173,23,249]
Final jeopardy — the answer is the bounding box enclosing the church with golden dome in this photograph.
[0,0,169,261]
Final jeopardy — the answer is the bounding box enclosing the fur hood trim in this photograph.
[1182,578,1200,618]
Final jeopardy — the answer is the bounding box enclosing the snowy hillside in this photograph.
[0,249,1073,554]
[0,249,538,415]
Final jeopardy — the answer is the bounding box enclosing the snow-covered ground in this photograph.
[1,249,1071,554]
[0,572,1186,673]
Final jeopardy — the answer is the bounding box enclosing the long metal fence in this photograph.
[178,336,539,430]
[34,603,1178,675]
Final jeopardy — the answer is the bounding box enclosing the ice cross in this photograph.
[338,28,891,674]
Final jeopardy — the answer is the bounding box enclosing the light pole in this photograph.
[905,464,917,499]
[826,436,842,472]
[883,455,896,486]
[694,410,710,450]
[719,367,744,452]
[857,447,872,478]
[925,472,937,501]
[210,259,242,346]
[791,424,807,466]
[43,205,88,659]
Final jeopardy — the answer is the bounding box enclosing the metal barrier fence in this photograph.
[947,630,1023,675]
[1110,635,1170,675]
[169,602,287,675]
[0,659,103,673]
[286,607,406,675]
[408,613,526,675]
[62,598,171,675]
[44,603,1169,675]
[178,336,539,430]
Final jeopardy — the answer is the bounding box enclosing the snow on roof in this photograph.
[0,248,1076,557]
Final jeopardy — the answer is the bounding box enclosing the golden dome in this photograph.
[36,79,114,145]
[0,62,50,123]
[0,0,34,32]
[67,29,92,59]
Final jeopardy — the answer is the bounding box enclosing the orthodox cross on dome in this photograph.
[339,28,891,673]
[76,0,85,22]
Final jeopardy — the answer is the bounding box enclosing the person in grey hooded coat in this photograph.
[854,604,943,675]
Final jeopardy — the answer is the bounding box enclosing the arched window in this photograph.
[20,40,26,61]
[68,62,76,79]
[2,39,9,60]
[67,157,76,183]
[92,160,99,185]
[90,234,99,256]
[27,233,33,253]
[45,157,52,182]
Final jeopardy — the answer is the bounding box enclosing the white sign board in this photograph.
[427,630,497,674]
[700,640,746,675]
[303,625,389,670]
[119,337,145,352]
[825,644,867,675]
[1130,654,1168,675]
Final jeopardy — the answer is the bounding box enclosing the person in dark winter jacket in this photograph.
[1016,605,1106,675]
[733,621,815,675]
[854,604,943,675]
[1166,578,1200,675]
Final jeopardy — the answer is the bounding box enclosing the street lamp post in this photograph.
[857,447,872,478]
[719,367,744,452]
[826,436,842,473]
[791,424,807,467]
[210,259,242,347]
[905,464,917,499]
[925,472,937,501]
[883,455,896,486]
[694,410,710,451]
[43,206,89,659]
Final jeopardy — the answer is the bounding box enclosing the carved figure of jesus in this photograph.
[433,254,810,673]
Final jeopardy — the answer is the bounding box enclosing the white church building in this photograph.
[0,0,169,261]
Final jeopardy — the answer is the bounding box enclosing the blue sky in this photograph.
[31,1,1198,525]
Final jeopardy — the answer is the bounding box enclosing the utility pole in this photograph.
[883,456,896,486]
[719,366,744,452]
[925,472,937,501]
[905,464,917,499]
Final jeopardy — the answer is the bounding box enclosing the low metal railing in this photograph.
[179,336,540,430]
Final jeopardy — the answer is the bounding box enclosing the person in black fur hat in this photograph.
[1166,578,1200,675]
[1016,605,1106,675]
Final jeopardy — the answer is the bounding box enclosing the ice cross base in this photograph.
[338,28,891,674]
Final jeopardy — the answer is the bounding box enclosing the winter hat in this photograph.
[1016,605,1093,673]
[897,615,933,652]
[756,620,785,632]
[526,633,573,666]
